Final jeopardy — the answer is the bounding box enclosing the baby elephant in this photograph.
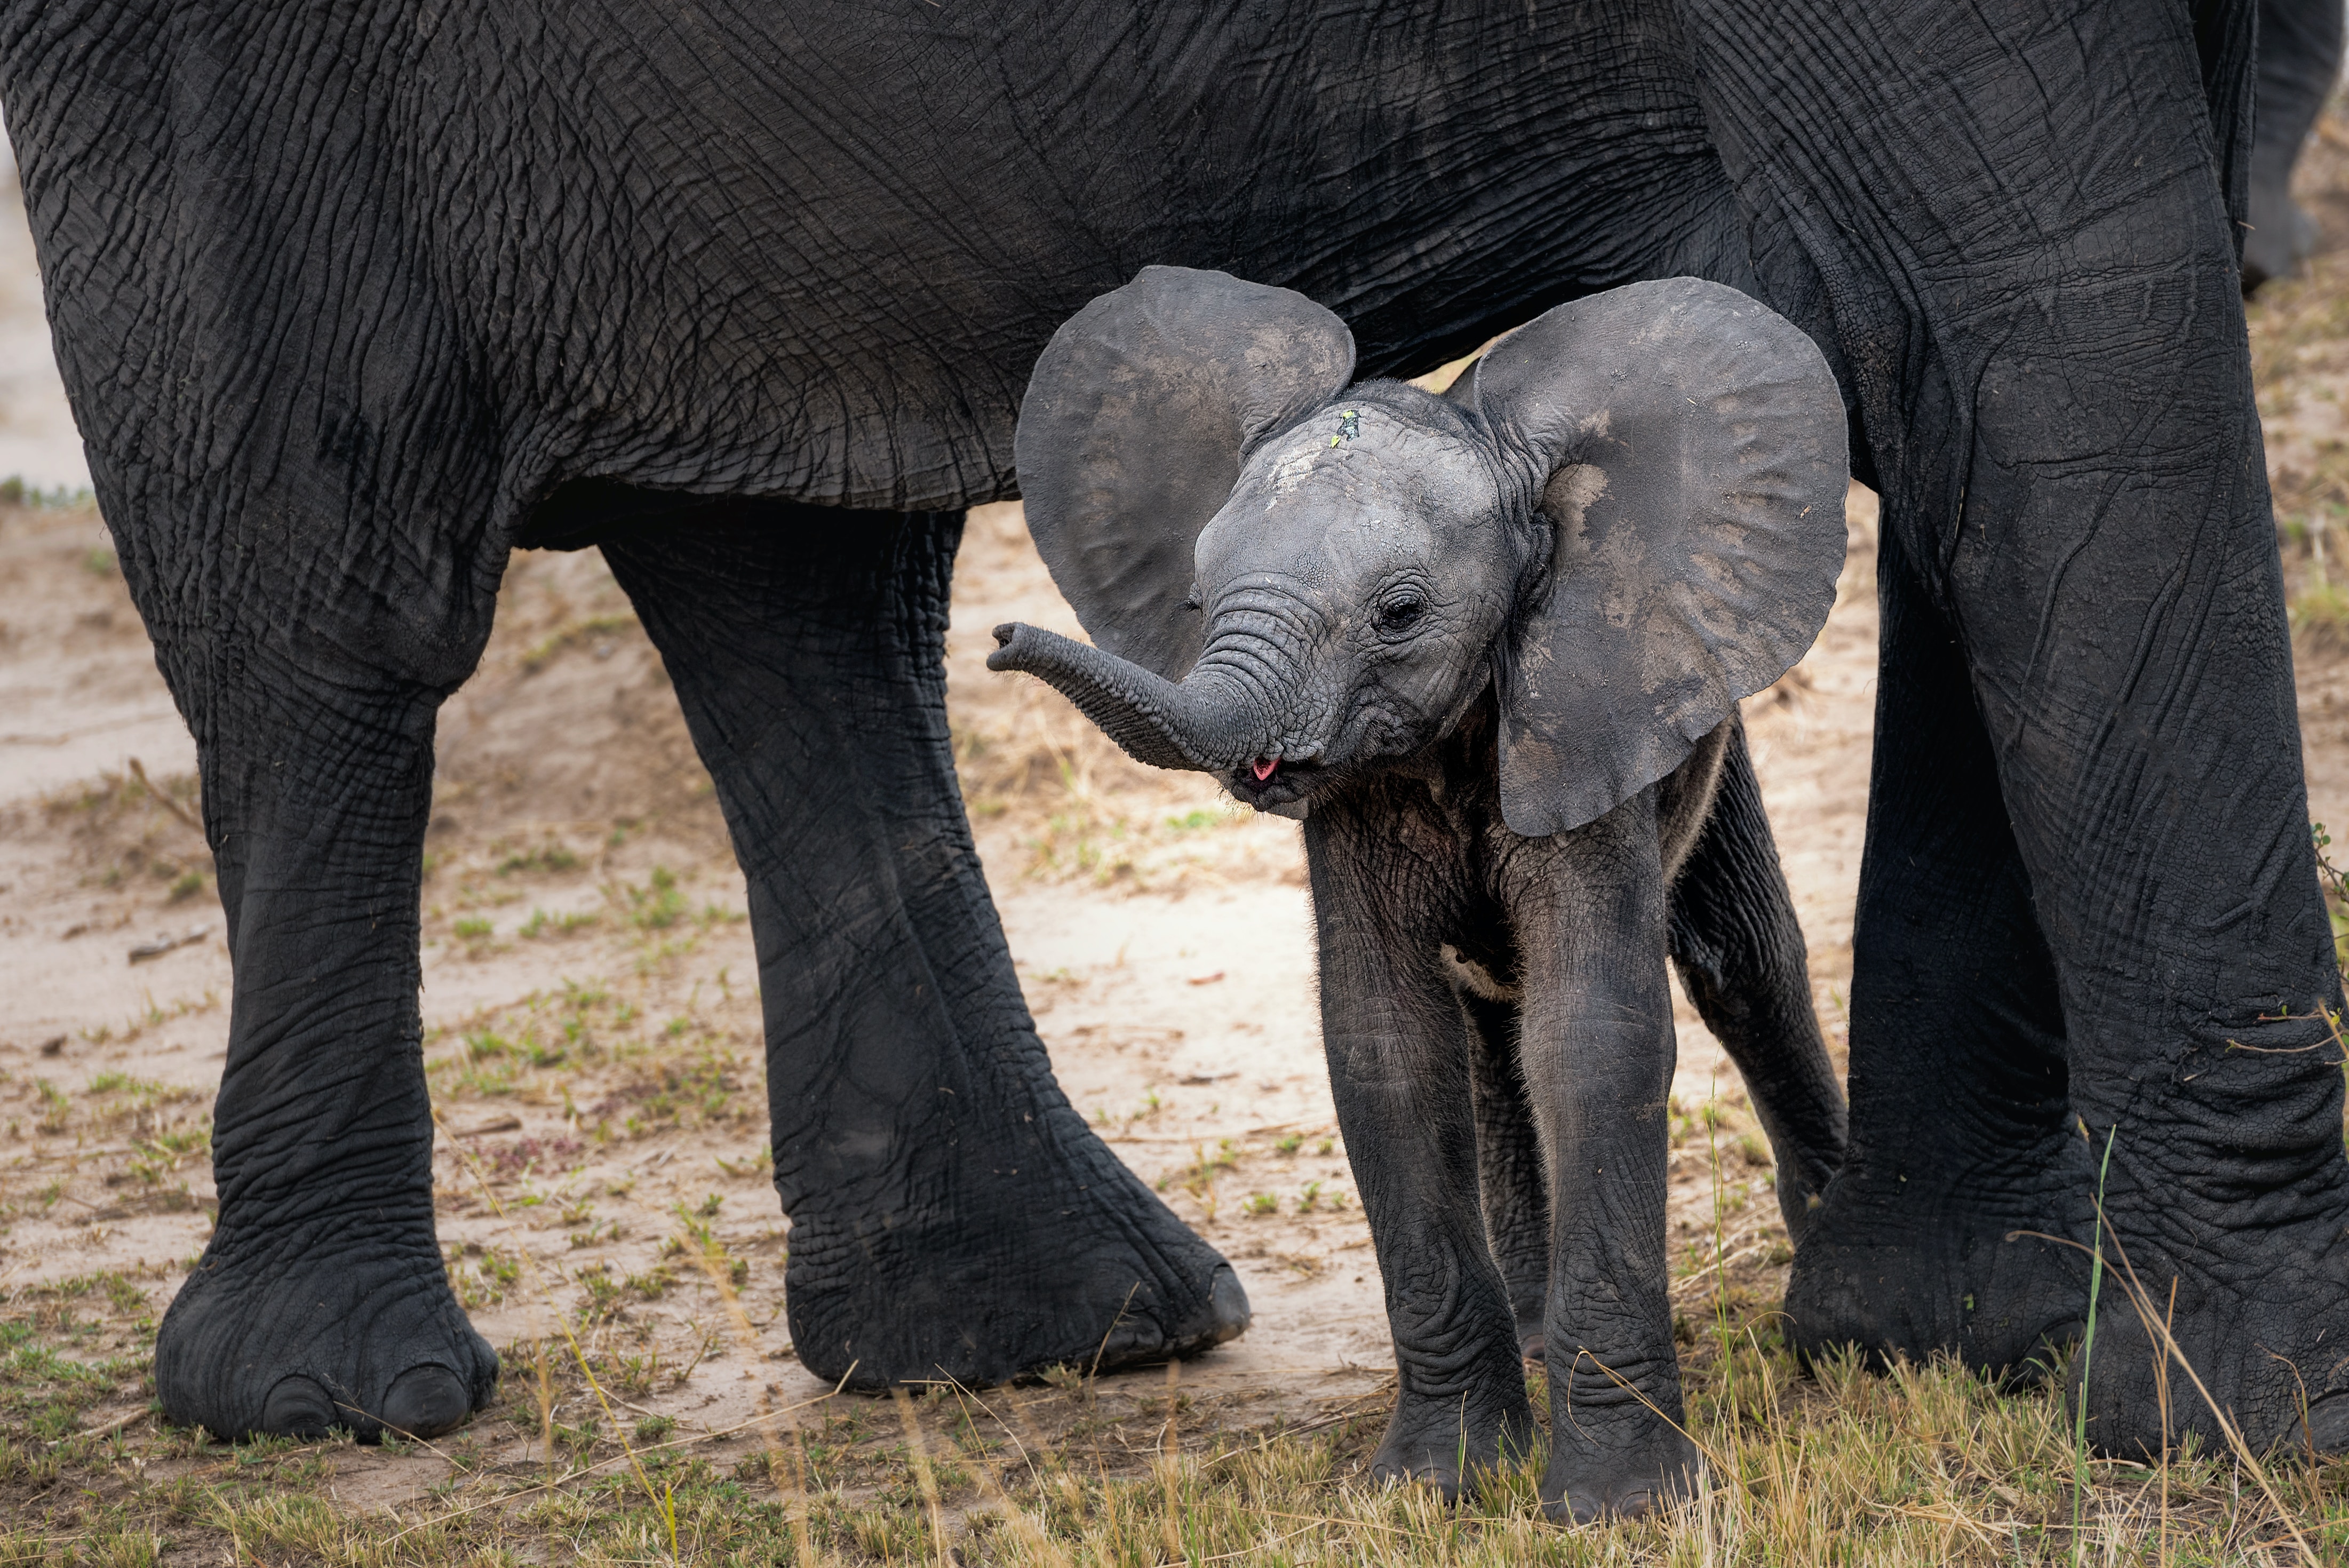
[990,267,1850,1521]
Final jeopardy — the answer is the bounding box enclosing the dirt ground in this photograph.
[3,107,2348,1535]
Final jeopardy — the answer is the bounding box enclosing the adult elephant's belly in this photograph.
[464,0,1743,523]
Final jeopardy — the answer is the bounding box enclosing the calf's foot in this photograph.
[158,1215,496,1441]
[1540,1430,1702,1524]
[1369,1378,1536,1501]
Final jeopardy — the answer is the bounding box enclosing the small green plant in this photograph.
[2294,580,2349,647]
[1297,1180,1323,1212]
[713,1148,772,1177]
[1244,1192,1278,1216]
[2073,1121,2118,1563]
[627,866,688,929]
[80,547,115,576]
[575,1264,625,1321]
[168,869,205,901]
[625,1267,675,1301]
[498,843,582,876]
[453,916,492,940]
[455,1247,522,1309]
[1275,1134,1302,1155]
[519,906,600,938]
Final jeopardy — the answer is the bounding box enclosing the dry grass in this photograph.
[3,1124,2346,1565]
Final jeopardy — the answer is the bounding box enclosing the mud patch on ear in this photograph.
[1542,464,1608,534]
[1469,278,1848,839]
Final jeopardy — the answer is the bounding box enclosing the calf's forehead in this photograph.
[1200,402,1503,579]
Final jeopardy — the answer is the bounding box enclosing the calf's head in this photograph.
[989,266,1849,837]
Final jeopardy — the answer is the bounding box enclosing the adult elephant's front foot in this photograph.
[1784,1141,2093,1383]
[779,1112,1248,1389]
[142,644,502,1444]
[2071,1133,2349,1458]
[158,1214,497,1442]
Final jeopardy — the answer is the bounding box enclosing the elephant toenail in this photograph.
[1204,1265,1251,1346]
[380,1364,473,1440]
[260,1375,338,1439]
[2307,1391,2349,1453]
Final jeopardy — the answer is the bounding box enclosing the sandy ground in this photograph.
[2,112,2345,1508]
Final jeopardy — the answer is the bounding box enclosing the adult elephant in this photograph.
[4,0,2342,1458]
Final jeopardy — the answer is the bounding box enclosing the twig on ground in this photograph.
[126,757,202,835]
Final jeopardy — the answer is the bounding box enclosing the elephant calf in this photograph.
[990,267,1851,1521]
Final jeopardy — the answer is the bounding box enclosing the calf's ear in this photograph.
[1014,265,1356,681]
[1463,278,1848,838]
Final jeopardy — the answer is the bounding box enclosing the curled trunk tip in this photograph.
[986,621,1262,774]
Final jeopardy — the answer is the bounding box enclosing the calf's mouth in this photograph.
[1229,755,1322,810]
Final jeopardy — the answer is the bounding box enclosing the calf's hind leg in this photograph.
[600,504,1245,1389]
[1665,722,1846,1235]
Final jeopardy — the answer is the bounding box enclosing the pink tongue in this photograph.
[1252,758,1278,782]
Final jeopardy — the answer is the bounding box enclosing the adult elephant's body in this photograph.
[6,0,2343,1454]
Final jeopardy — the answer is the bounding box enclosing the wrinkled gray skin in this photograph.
[993,273,1853,1519]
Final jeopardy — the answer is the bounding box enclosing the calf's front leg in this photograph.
[1305,809,1533,1498]
[1512,792,1699,1522]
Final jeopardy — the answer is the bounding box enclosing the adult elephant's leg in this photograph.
[155,633,498,1441]
[1780,532,2088,1373]
[1665,722,1846,1239]
[1687,0,2349,1452]
[600,507,1245,1388]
